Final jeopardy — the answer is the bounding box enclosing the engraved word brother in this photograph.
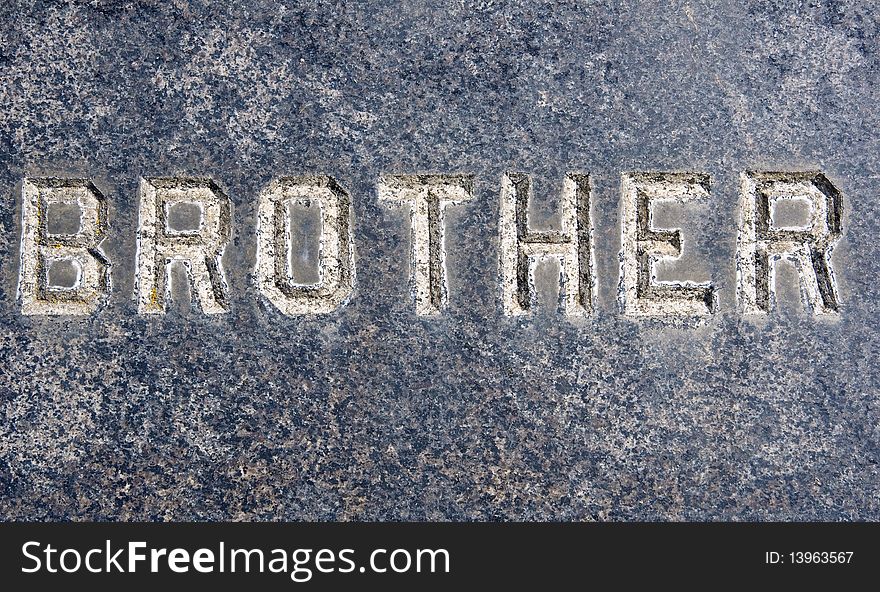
[17,171,843,317]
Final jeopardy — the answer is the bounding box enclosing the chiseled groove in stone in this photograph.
[135,177,231,315]
[255,175,355,315]
[737,171,843,316]
[619,172,717,317]
[377,173,473,316]
[18,177,111,316]
[499,172,594,317]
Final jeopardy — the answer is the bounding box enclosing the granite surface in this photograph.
[0,0,878,520]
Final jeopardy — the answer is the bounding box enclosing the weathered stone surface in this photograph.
[0,0,878,520]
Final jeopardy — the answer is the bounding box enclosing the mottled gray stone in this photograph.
[0,0,878,520]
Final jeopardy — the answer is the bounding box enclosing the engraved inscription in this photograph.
[135,177,231,314]
[18,178,110,315]
[255,176,355,315]
[13,169,845,320]
[619,172,716,316]
[737,171,842,315]
[499,172,594,316]
[377,174,473,315]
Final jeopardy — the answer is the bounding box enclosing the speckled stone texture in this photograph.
[1,0,878,521]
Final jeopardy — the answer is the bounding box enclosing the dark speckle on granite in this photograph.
[0,0,878,520]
